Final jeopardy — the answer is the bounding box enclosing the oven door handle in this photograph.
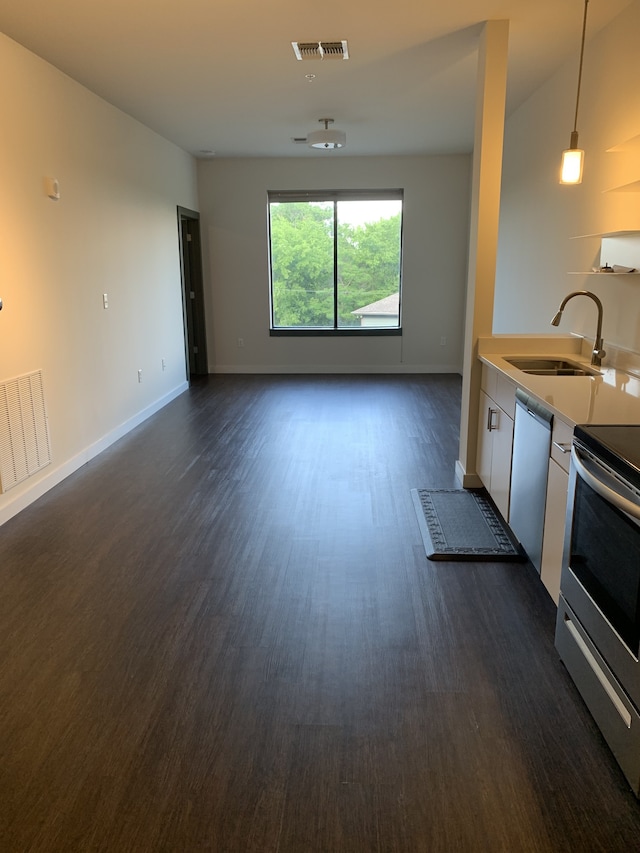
[572,446,640,521]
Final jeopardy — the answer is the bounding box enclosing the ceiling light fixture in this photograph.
[307,118,346,150]
[560,0,590,184]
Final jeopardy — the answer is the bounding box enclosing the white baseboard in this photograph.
[210,364,462,374]
[0,381,189,528]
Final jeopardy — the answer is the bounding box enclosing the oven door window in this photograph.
[570,474,640,654]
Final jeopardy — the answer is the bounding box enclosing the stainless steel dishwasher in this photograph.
[508,389,553,573]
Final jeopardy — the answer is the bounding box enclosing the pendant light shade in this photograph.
[307,118,346,150]
[560,0,589,184]
[560,132,585,184]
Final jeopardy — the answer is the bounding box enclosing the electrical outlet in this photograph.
[137,369,143,383]
[161,358,166,371]
[103,293,109,309]
[237,337,245,348]
[440,336,447,346]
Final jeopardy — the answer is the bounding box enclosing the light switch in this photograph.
[103,293,109,309]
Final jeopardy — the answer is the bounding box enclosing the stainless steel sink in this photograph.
[505,357,600,377]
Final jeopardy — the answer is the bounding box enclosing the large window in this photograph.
[268,190,403,334]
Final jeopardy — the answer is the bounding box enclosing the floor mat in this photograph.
[411,488,525,561]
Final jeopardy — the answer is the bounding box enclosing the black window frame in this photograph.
[267,189,404,337]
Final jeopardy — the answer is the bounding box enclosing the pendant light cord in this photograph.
[573,0,589,134]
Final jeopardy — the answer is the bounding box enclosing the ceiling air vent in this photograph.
[291,41,349,61]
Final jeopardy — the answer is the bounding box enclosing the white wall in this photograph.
[495,0,640,351]
[197,155,471,373]
[0,33,198,524]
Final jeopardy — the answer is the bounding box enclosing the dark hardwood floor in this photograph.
[0,374,639,852]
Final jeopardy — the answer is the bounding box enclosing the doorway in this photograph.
[177,207,208,378]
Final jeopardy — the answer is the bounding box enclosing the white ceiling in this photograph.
[0,0,632,159]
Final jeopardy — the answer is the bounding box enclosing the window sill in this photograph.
[270,328,402,337]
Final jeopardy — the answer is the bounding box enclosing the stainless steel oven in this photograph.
[555,424,640,796]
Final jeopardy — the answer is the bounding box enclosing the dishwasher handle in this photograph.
[515,388,553,430]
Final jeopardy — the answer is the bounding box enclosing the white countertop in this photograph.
[478,335,640,427]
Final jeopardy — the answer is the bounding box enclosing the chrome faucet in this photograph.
[550,290,606,367]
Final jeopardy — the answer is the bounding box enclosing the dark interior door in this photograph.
[178,207,208,377]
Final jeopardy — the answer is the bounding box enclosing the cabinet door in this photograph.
[540,458,569,604]
[476,388,514,519]
[476,389,494,491]
[490,406,514,520]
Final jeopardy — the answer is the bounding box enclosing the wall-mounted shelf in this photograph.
[606,134,640,153]
[604,134,640,193]
[603,180,640,194]
[569,230,640,275]
[570,230,640,239]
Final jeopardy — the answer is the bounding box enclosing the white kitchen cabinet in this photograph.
[540,460,569,604]
[476,365,515,520]
[540,418,573,604]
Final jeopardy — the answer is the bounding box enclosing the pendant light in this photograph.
[560,0,590,184]
[307,118,346,150]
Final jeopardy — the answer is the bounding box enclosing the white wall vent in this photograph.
[291,41,349,61]
[0,370,51,494]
